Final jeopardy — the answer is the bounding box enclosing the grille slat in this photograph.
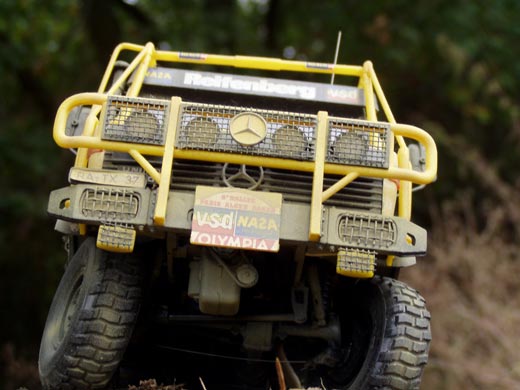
[171,161,222,188]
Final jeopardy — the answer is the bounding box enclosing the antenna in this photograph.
[330,30,342,85]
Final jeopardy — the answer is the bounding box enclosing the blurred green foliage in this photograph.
[0,0,518,383]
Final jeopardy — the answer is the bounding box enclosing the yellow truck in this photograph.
[39,42,437,389]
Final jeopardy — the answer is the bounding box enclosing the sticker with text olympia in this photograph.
[190,186,282,252]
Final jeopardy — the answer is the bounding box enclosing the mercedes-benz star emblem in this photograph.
[229,112,267,146]
[222,164,264,190]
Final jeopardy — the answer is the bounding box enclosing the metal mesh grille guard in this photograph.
[176,103,317,161]
[176,102,390,168]
[102,96,169,145]
[327,118,390,168]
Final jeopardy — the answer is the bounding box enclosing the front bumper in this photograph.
[48,184,427,256]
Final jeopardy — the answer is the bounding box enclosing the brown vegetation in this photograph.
[404,200,520,389]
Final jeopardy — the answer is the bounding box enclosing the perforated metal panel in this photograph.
[327,118,389,168]
[102,96,169,145]
[176,103,316,161]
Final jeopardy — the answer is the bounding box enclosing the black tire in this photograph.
[39,238,143,389]
[288,276,431,390]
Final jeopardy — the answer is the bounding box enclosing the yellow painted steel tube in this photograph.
[54,93,106,146]
[98,43,126,94]
[126,42,155,97]
[367,63,409,151]
[77,44,155,167]
[54,93,164,156]
[157,51,364,76]
[154,97,181,226]
[362,61,378,122]
[366,64,416,216]
[104,49,148,96]
[61,135,165,157]
[104,42,364,77]
[128,150,161,183]
[367,63,396,124]
[74,41,149,166]
[309,111,329,241]
[322,172,360,202]
[74,112,99,168]
[391,123,437,183]
[98,43,151,94]
[397,145,413,219]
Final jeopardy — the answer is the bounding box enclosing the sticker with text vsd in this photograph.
[190,186,282,252]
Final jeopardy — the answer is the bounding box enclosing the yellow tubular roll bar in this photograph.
[54,42,437,239]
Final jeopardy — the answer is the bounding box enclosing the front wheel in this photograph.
[287,276,431,390]
[39,238,143,389]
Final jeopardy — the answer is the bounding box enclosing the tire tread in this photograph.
[369,277,431,390]
[41,250,143,389]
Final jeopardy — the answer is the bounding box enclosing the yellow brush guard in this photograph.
[52,42,438,244]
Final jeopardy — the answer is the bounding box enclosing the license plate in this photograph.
[190,186,282,252]
[69,167,146,188]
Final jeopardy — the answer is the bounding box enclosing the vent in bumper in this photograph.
[80,187,140,221]
[338,213,397,249]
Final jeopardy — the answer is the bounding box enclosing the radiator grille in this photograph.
[102,96,169,145]
[170,161,382,213]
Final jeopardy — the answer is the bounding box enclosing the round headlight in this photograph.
[273,125,307,158]
[185,116,220,146]
[126,110,159,132]
[121,109,164,145]
[330,131,367,162]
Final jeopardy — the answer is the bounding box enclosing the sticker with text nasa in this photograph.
[190,186,282,252]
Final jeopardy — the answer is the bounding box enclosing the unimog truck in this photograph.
[39,42,437,389]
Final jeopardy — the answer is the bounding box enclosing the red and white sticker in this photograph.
[190,186,282,252]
